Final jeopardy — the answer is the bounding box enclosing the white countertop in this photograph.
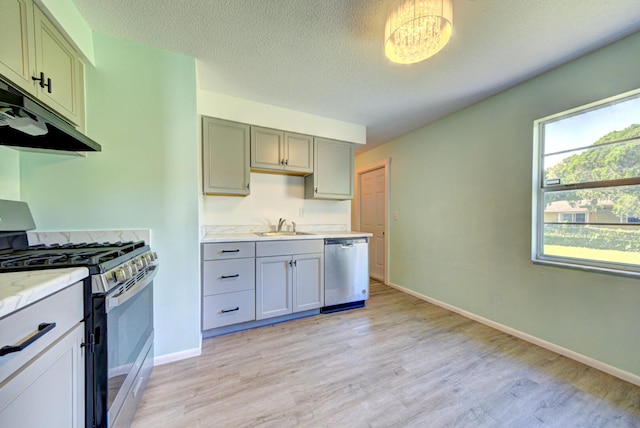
[201,231,372,243]
[0,268,89,319]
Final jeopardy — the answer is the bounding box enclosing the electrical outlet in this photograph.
[393,211,399,221]
[299,208,305,217]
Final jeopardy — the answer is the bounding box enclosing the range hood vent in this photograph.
[0,81,101,153]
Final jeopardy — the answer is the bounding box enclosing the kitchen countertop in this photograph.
[0,267,88,319]
[201,231,372,243]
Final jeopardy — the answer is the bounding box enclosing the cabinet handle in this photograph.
[221,307,239,313]
[32,72,52,93]
[293,259,297,267]
[0,322,56,357]
[315,187,318,194]
[221,249,240,253]
[246,182,250,190]
[284,159,288,166]
[221,274,240,279]
[280,159,285,165]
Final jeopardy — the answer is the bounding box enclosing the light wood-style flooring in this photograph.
[132,281,640,427]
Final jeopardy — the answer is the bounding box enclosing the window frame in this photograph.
[532,87,640,277]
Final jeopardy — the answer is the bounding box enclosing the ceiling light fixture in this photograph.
[384,0,453,64]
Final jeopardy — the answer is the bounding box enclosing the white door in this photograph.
[360,167,385,281]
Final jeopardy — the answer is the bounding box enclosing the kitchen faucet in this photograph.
[277,217,286,232]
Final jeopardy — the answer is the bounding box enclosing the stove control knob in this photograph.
[143,253,153,264]
[123,264,134,279]
[114,268,127,282]
[152,252,158,261]
[129,262,139,275]
[134,257,145,270]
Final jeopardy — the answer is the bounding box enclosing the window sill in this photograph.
[533,258,640,279]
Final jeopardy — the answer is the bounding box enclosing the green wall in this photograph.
[19,33,200,358]
[0,147,20,200]
[356,31,640,376]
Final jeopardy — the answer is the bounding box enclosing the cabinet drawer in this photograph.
[256,239,324,257]
[202,290,255,330]
[0,281,83,385]
[203,242,255,260]
[203,258,255,296]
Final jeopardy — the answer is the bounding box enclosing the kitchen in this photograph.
[2,0,640,426]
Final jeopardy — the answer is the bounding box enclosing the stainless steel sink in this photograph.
[255,231,314,237]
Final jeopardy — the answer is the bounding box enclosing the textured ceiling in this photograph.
[72,0,640,153]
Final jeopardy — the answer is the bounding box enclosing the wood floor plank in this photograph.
[132,281,640,427]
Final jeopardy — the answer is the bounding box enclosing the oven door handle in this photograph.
[107,265,158,313]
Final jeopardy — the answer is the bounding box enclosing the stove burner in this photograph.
[0,241,146,271]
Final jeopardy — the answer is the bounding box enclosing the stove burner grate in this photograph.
[0,241,146,270]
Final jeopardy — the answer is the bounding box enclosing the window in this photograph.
[532,88,640,276]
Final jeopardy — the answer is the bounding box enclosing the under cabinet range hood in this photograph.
[0,81,101,153]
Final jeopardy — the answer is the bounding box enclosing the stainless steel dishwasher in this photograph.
[322,237,369,313]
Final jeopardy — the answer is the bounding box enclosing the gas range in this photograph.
[0,240,158,294]
[0,199,157,428]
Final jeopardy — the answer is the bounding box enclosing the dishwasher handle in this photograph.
[324,238,368,246]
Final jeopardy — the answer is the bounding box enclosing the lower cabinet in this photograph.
[201,242,256,330]
[201,239,324,330]
[202,290,255,329]
[0,322,85,428]
[255,240,324,320]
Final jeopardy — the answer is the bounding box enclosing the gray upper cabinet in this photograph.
[202,116,251,196]
[251,126,313,175]
[0,0,34,94]
[305,138,354,200]
[284,132,313,173]
[0,0,85,128]
[32,6,85,127]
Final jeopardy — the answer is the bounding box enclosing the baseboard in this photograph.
[153,345,202,366]
[388,282,640,387]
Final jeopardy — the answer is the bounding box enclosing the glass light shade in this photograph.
[384,0,453,64]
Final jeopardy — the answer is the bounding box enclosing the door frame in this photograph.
[352,158,390,285]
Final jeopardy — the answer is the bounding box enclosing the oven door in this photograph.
[92,267,156,428]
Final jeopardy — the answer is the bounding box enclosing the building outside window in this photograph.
[532,88,640,275]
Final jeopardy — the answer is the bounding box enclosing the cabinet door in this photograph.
[202,116,251,195]
[0,0,35,95]
[255,255,292,320]
[0,322,85,428]
[293,252,324,312]
[33,6,84,126]
[305,138,354,200]
[284,132,313,173]
[251,126,284,171]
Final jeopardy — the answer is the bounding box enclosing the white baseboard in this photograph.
[154,345,201,366]
[388,282,640,387]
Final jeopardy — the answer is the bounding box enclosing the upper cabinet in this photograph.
[0,0,85,128]
[305,138,354,200]
[201,117,355,198]
[202,116,251,196]
[32,6,84,127]
[0,0,34,93]
[250,126,313,175]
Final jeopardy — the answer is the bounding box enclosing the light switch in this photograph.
[393,211,399,221]
[299,208,305,217]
